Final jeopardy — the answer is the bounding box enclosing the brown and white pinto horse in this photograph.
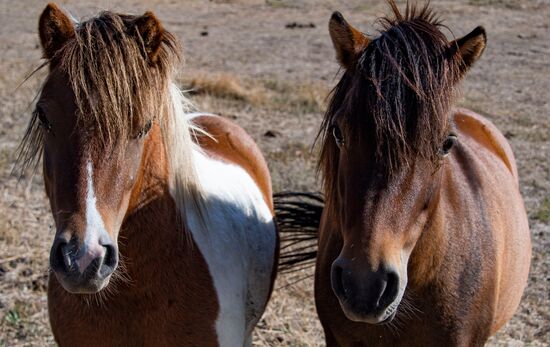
[17,4,278,346]
[315,3,531,346]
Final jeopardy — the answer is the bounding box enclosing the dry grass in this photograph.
[182,72,266,105]
[181,72,329,114]
[0,182,54,347]
[263,79,329,114]
[467,0,524,9]
[254,274,321,346]
[534,197,550,224]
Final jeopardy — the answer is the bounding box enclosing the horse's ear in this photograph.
[133,11,165,64]
[449,26,487,74]
[329,12,369,69]
[38,3,75,60]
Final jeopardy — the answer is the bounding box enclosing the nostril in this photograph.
[51,240,71,272]
[331,261,346,300]
[60,243,72,270]
[379,271,399,308]
[102,244,118,270]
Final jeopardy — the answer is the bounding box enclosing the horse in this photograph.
[15,4,278,346]
[314,2,532,346]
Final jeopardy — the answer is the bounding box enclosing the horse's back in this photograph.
[454,108,518,181]
[452,108,531,334]
[184,114,278,345]
[193,114,274,208]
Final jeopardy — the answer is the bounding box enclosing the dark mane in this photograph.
[319,1,461,198]
[15,11,180,176]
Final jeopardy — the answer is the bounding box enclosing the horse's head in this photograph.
[321,5,486,324]
[25,4,178,293]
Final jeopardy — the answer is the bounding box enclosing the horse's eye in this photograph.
[36,107,51,132]
[136,120,152,139]
[441,135,457,155]
[332,125,345,148]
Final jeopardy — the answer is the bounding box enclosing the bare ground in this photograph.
[0,0,549,346]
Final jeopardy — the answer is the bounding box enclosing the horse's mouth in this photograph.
[372,309,397,325]
[58,277,111,294]
[339,299,400,325]
[54,268,113,294]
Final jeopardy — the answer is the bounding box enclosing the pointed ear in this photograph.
[329,11,369,69]
[38,3,75,60]
[450,26,487,74]
[132,11,165,64]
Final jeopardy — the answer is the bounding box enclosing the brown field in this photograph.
[1,0,549,346]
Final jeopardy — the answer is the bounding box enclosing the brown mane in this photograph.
[318,1,461,202]
[15,11,180,175]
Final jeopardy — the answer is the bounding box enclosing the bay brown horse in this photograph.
[315,2,531,346]
[16,4,278,346]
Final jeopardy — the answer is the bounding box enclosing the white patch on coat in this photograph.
[165,85,276,345]
[182,148,277,347]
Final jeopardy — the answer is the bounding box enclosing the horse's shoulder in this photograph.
[193,114,257,153]
[452,108,518,181]
[191,114,273,209]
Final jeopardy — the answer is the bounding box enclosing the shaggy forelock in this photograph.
[60,11,180,145]
[16,10,207,230]
[319,1,461,193]
[15,11,181,176]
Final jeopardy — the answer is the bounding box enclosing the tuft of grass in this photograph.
[180,74,329,114]
[4,310,20,326]
[467,0,522,9]
[534,197,550,223]
[265,0,299,9]
[263,79,329,113]
[290,83,328,113]
[0,148,11,172]
[182,73,266,104]
[267,142,318,193]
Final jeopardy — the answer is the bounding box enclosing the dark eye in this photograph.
[136,120,152,139]
[441,134,457,155]
[331,124,345,148]
[36,107,51,132]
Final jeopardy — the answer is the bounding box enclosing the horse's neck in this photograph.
[408,159,485,289]
[409,217,444,283]
[120,125,179,269]
[126,124,170,215]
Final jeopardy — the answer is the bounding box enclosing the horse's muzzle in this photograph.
[50,236,118,294]
[331,257,401,324]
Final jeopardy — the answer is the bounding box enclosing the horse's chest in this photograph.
[48,274,220,346]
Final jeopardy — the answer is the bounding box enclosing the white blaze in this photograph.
[76,160,109,272]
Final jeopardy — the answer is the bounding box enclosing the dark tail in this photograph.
[274,192,324,273]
